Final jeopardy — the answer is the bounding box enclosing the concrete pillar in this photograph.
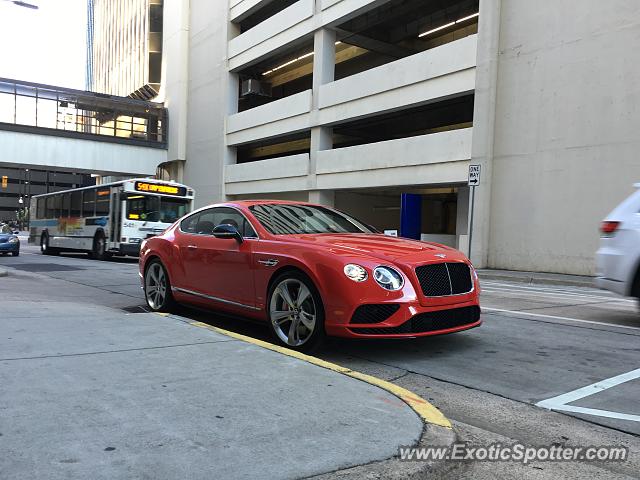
[309,189,335,207]
[308,28,336,201]
[468,0,502,266]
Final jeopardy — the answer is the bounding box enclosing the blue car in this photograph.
[0,224,20,256]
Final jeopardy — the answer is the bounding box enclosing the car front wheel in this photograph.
[267,272,325,352]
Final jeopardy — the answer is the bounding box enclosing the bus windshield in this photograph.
[125,194,190,224]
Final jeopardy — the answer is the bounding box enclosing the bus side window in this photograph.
[83,189,96,217]
[37,198,45,218]
[61,193,71,217]
[53,195,62,218]
[96,189,110,215]
[45,196,55,218]
[71,191,82,217]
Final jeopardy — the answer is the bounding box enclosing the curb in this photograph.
[0,268,7,278]
[167,314,458,478]
[479,272,594,288]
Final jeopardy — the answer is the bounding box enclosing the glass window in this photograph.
[95,189,110,215]
[61,193,70,218]
[36,198,45,218]
[158,197,190,224]
[45,196,56,218]
[83,189,95,217]
[70,191,82,217]
[180,212,200,233]
[125,194,159,221]
[249,204,373,235]
[1,224,12,234]
[53,195,62,218]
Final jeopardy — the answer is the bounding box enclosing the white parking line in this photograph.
[536,368,640,422]
[483,307,640,331]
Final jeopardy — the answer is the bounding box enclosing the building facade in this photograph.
[154,0,640,275]
[87,0,164,100]
[0,167,94,223]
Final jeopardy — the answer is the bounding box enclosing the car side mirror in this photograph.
[213,224,243,243]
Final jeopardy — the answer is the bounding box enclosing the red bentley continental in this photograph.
[139,201,481,350]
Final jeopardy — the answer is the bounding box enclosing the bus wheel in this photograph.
[91,232,109,260]
[40,233,59,256]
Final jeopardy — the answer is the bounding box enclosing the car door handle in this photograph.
[187,244,198,250]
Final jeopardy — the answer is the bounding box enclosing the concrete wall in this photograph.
[182,0,234,208]
[0,130,166,176]
[486,0,640,275]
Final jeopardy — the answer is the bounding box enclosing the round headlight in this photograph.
[344,264,368,282]
[8,236,19,243]
[373,266,404,291]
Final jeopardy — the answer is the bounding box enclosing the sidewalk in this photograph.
[0,270,439,480]
[478,268,595,288]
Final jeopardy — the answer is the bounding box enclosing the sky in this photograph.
[0,0,87,89]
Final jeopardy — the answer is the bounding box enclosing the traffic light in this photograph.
[1,176,7,189]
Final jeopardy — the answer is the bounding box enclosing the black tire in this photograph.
[144,260,175,312]
[11,251,19,257]
[91,231,110,260]
[40,232,59,256]
[266,270,325,352]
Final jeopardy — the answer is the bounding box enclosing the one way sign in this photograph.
[468,165,481,186]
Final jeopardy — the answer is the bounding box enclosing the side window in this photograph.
[61,193,71,217]
[83,189,96,217]
[53,195,62,218]
[36,198,45,218]
[180,212,200,234]
[45,196,56,218]
[70,191,82,217]
[180,208,257,237]
[95,189,110,215]
[210,207,257,238]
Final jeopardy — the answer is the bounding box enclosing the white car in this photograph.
[595,184,640,306]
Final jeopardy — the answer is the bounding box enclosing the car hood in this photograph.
[287,233,466,264]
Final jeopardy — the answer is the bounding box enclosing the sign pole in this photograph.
[468,185,475,258]
[466,164,481,260]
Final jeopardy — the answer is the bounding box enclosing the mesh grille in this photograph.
[447,263,473,294]
[415,263,472,296]
[351,304,400,324]
[349,306,480,335]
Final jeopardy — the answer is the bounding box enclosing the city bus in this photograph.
[30,179,195,259]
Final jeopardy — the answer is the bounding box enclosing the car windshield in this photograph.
[249,204,374,235]
[126,195,190,223]
[0,225,13,234]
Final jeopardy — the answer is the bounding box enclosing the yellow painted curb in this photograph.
[189,320,452,429]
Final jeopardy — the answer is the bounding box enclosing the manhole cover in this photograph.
[6,263,84,272]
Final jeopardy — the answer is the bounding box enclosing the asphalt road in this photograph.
[1,245,639,479]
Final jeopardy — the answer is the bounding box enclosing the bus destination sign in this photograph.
[134,181,187,196]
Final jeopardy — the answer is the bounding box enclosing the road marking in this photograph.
[483,307,640,331]
[187,320,452,429]
[481,285,635,304]
[537,368,640,422]
[481,282,635,303]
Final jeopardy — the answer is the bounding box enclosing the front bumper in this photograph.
[326,300,481,338]
[117,243,142,257]
[0,242,19,253]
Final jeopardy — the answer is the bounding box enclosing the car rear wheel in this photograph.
[144,260,175,312]
[267,272,325,352]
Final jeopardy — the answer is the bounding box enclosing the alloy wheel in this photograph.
[145,263,168,310]
[269,278,316,347]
